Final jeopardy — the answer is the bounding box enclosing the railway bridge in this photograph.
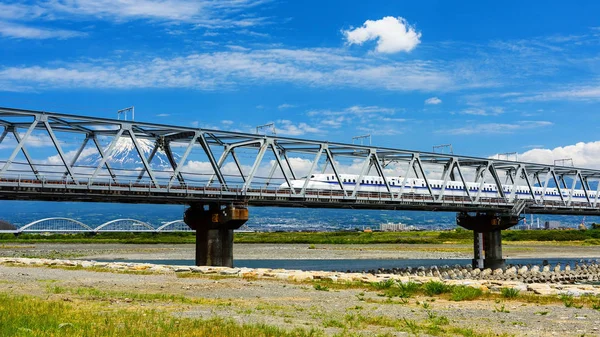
[1,107,599,268]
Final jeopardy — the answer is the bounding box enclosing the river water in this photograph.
[99,257,599,272]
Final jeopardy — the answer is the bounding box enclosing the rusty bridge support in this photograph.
[184,203,249,267]
[457,212,521,270]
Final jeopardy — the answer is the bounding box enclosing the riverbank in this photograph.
[1,257,599,336]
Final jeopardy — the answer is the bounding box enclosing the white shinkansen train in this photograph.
[279,173,595,202]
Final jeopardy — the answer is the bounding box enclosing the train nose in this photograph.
[279,182,290,189]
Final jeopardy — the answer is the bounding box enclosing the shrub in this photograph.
[450,286,483,301]
[383,281,420,299]
[500,287,520,299]
[371,279,395,290]
[313,284,329,291]
[424,281,450,296]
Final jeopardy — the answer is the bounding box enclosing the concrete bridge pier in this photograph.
[184,203,249,267]
[457,212,520,270]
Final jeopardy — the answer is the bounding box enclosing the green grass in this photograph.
[450,286,483,301]
[424,281,451,296]
[47,285,237,306]
[500,287,520,299]
[0,292,323,337]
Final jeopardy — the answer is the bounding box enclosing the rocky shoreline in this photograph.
[2,257,599,297]
[362,260,600,284]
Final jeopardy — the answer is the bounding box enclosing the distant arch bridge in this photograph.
[0,217,253,234]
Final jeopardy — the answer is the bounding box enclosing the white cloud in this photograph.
[321,116,345,128]
[424,97,442,105]
[495,141,600,169]
[0,21,85,39]
[278,103,296,109]
[156,113,170,117]
[308,105,396,117]
[0,0,270,31]
[0,49,467,92]
[443,121,552,135]
[460,106,504,116]
[221,120,234,125]
[47,0,204,22]
[511,85,600,102]
[275,120,323,136]
[345,105,396,114]
[343,16,421,54]
[0,3,46,20]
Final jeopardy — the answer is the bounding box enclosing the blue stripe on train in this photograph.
[314,180,591,199]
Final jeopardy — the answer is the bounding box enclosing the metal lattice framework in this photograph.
[17,217,92,232]
[156,220,193,232]
[1,106,600,215]
[94,219,155,232]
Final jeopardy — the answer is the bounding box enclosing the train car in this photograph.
[279,173,595,203]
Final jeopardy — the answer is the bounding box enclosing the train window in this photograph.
[343,179,347,183]
[326,177,329,181]
[311,175,315,178]
[353,179,356,183]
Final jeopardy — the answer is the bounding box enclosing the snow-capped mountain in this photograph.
[80,137,180,169]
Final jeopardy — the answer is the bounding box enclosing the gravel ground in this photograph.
[0,264,599,336]
[1,243,600,335]
[1,242,600,261]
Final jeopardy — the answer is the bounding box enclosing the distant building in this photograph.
[545,221,560,230]
[380,222,419,232]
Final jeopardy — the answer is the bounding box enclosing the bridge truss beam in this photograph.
[0,107,600,215]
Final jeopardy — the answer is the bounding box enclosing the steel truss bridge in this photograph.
[1,106,600,216]
[0,218,252,234]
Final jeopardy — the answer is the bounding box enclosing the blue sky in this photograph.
[2,0,600,166]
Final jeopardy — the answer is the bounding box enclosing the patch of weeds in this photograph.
[450,286,483,301]
[314,284,329,292]
[47,285,66,294]
[308,244,316,249]
[383,281,420,299]
[402,318,419,336]
[0,292,325,337]
[500,287,520,299]
[493,303,510,313]
[535,311,549,316]
[511,321,526,327]
[323,319,345,329]
[424,281,450,296]
[371,279,395,290]
[453,327,476,337]
[560,294,583,309]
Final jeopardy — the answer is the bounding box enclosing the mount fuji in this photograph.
[78,137,181,169]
